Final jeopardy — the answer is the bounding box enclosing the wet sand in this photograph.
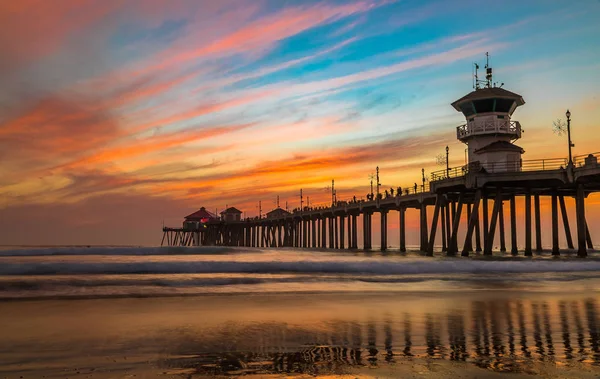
[2,290,600,378]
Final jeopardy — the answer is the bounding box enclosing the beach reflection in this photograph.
[161,297,600,376]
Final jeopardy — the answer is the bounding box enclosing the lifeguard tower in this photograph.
[452,54,525,173]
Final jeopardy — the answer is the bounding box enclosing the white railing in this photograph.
[457,119,521,140]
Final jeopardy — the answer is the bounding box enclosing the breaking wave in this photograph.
[3,259,600,276]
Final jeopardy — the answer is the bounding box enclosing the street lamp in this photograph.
[445,146,450,178]
[421,168,425,192]
[566,109,574,165]
[376,166,381,197]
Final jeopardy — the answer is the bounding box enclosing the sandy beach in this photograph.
[2,290,600,378]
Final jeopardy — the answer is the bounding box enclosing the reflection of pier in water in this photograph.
[161,297,600,376]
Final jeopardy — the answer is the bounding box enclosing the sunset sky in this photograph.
[1,0,599,246]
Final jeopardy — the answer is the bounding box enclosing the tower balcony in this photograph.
[457,119,522,141]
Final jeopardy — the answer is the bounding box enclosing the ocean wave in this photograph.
[2,259,600,276]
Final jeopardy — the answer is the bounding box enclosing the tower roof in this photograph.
[473,141,525,155]
[220,207,242,214]
[185,207,217,220]
[452,87,525,111]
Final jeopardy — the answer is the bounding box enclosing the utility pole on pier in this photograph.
[421,168,426,192]
[369,173,375,198]
[258,201,262,219]
[300,189,303,210]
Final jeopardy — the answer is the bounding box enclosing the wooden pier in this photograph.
[162,154,599,257]
[161,60,600,256]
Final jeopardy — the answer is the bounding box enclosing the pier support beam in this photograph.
[475,206,482,252]
[334,216,339,249]
[576,185,587,257]
[559,195,574,249]
[364,212,372,250]
[420,203,428,252]
[586,221,594,249]
[535,194,542,252]
[321,217,327,248]
[427,195,442,256]
[465,203,473,253]
[441,203,448,252]
[448,193,464,257]
[525,191,532,256]
[552,192,560,256]
[510,196,518,256]
[482,193,489,251]
[399,208,406,252]
[311,219,317,248]
[352,214,358,249]
[329,217,334,249]
[446,202,453,252]
[462,190,481,257]
[380,210,388,251]
[484,189,502,255]
[340,216,345,249]
[347,214,352,249]
[499,200,506,252]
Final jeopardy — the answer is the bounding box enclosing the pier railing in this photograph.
[574,152,600,167]
[431,158,569,181]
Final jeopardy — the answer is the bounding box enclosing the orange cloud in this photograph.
[60,123,252,169]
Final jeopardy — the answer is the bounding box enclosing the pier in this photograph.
[162,59,600,257]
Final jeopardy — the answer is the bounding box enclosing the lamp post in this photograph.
[566,109,574,166]
[445,145,450,178]
[421,168,425,192]
[376,166,380,197]
[331,179,336,206]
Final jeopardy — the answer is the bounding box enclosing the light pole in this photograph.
[445,145,450,178]
[331,179,336,206]
[376,166,381,197]
[566,109,574,165]
[421,168,425,192]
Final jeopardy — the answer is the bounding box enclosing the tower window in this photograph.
[494,98,515,113]
[473,99,494,113]
[460,103,476,117]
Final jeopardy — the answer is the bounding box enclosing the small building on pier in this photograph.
[266,207,291,219]
[220,207,242,222]
[183,207,217,230]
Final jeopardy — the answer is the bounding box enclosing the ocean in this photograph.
[1,246,600,378]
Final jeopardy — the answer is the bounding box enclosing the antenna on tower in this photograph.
[485,52,492,88]
[473,63,479,89]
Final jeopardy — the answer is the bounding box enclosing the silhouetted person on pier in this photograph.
[414,183,418,193]
[397,187,402,196]
[390,188,394,197]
